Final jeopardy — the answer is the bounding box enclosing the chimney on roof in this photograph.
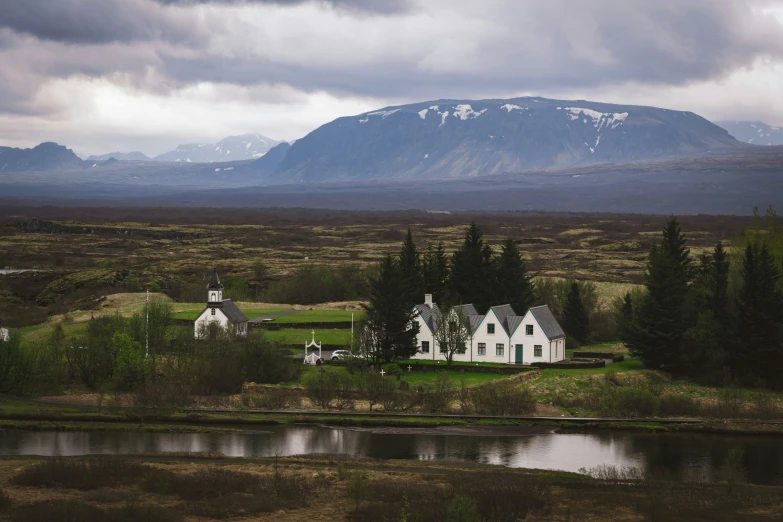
[424,294,433,308]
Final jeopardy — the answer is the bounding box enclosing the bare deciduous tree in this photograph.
[433,305,472,368]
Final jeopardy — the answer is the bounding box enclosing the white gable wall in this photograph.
[411,312,436,360]
[195,306,230,338]
[510,310,565,363]
[471,309,509,364]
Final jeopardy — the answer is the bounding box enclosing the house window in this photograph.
[457,343,467,354]
[478,343,486,356]
[421,341,429,354]
[211,308,216,316]
[496,343,504,356]
[526,325,533,335]
[534,345,542,357]
[487,323,495,334]
[440,343,447,354]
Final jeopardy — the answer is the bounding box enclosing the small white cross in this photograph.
[407,365,412,372]
[379,369,386,377]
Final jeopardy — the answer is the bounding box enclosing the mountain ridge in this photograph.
[263,96,741,183]
[715,121,783,146]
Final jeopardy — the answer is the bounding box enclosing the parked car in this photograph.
[331,350,349,361]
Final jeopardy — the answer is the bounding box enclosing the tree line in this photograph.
[620,206,783,388]
[360,223,595,362]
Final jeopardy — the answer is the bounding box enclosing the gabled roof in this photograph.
[468,314,484,334]
[207,269,223,289]
[529,305,565,340]
[489,304,517,335]
[220,299,248,323]
[453,304,478,317]
[506,315,524,336]
[415,303,440,333]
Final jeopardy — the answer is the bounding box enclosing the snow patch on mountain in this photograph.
[501,104,527,112]
[453,104,487,120]
[367,109,400,119]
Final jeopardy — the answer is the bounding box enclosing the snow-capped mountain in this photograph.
[715,121,783,146]
[264,97,740,182]
[153,134,281,163]
[86,151,151,162]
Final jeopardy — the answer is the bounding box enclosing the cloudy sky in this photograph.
[2,0,783,156]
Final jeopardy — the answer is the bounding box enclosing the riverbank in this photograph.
[2,397,783,436]
[0,453,780,521]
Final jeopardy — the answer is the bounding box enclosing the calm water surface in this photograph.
[2,426,782,485]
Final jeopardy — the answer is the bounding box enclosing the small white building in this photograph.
[411,295,565,364]
[194,270,249,339]
[0,327,8,342]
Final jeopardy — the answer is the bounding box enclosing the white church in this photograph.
[194,269,249,339]
[411,295,566,364]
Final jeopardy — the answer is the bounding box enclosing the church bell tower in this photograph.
[207,269,223,304]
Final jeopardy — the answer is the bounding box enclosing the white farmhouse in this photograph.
[194,270,249,339]
[411,294,565,364]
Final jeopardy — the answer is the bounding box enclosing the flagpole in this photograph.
[145,288,149,358]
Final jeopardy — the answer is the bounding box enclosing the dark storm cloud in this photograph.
[0,0,197,44]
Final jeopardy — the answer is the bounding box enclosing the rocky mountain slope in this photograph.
[152,134,281,163]
[265,97,741,182]
[0,142,85,172]
[715,121,783,146]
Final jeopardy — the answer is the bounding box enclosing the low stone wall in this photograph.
[573,351,625,362]
[531,359,606,369]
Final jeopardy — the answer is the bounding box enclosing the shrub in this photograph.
[659,394,702,417]
[252,388,299,410]
[133,379,194,410]
[470,380,536,416]
[0,488,10,511]
[304,369,340,409]
[112,333,145,391]
[357,371,397,411]
[142,468,260,500]
[420,372,453,413]
[12,458,150,490]
[446,495,481,522]
[382,363,402,376]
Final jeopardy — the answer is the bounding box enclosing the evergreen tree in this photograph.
[423,242,450,304]
[683,243,732,382]
[398,228,423,307]
[362,255,420,363]
[493,238,536,314]
[736,241,783,386]
[618,292,634,345]
[625,217,693,371]
[562,282,589,345]
[450,222,494,313]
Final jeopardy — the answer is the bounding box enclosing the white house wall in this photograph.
[470,309,509,363]
[194,308,230,338]
[510,310,565,364]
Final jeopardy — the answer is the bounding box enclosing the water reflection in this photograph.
[0,427,780,485]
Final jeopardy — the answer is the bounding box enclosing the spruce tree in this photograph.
[362,255,420,363]
[562,282,589,345]
[450,222,494,313]
[625,217,693,371]
[736,241,783,385]
[399,228,423,307]
[618,292,634,344]
[423,242,450,304]
[493,238,536,315]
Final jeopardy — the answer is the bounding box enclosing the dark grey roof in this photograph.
[468,314,484,334]
[507,315,524,336]
[220,299,248,323]
[415,303,440,333]
[529,305,565,339]
[207,269,223,289]
[490,304,518,335]
[454,304,478,317]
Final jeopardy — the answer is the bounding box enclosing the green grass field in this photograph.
[264,329,352,346]
[171,307,290,321]
[294,365,508,387]
[273,310,362,323]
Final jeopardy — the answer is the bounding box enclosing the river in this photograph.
[2,426,782,485]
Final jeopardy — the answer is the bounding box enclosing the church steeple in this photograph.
[207,269,223,304]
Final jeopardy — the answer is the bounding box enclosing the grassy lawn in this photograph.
[273,310,362,323]
[293,365,508,387]
[171,307,290,321]
[264,329,352,346]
